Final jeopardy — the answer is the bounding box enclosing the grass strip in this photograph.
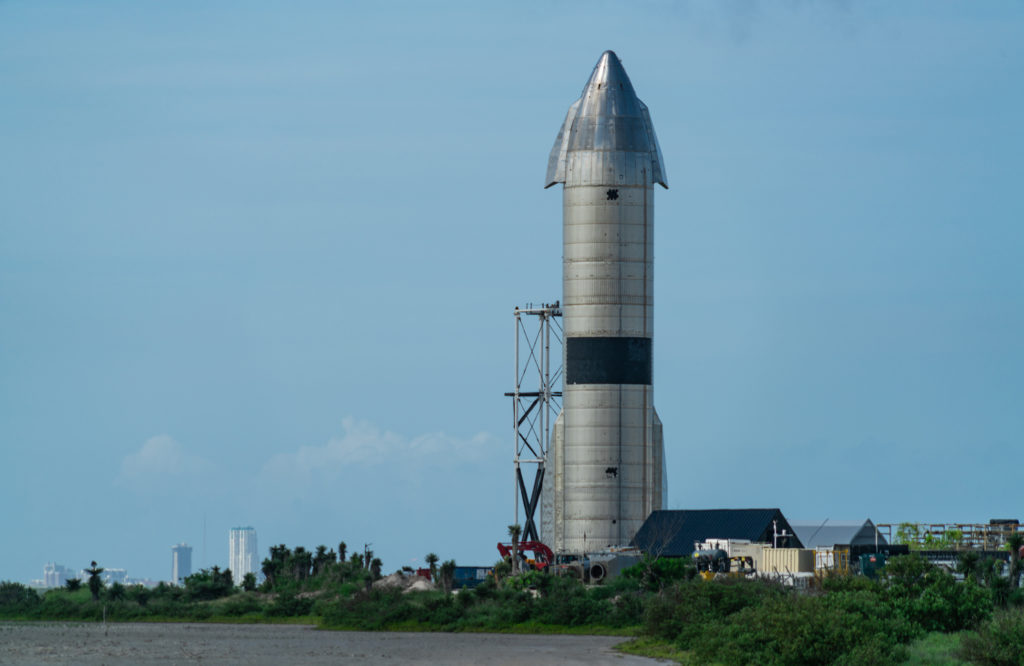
[615,636,693,664]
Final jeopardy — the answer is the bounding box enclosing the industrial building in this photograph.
[791,519,888,551]
[631,509,803,558]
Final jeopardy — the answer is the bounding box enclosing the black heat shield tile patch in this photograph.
[566,337,652,385]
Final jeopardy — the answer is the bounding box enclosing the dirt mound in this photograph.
[371,572,436,593]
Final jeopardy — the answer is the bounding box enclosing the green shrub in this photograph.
[621,557,696,591]
[532,577,607,626]
[106,582,126,601]
[320,589,415,628]
[102,600,148,621]
[187,603,214,620]
[505,569,547,591]
[823,589,920,644]
[418,592,463,627]
[35,590,86,619]
[885,553,992,632]
[885,553,936,596]
[691,594,908,666]
[219,593,263,616]
[890,575,991,633]
[820,570,882,594]
[0,581,40,615]
[990,576,1011,608]
[472,575,497,599]
[264,593,315,617]
[644,578,785,645]
[184,568,235,601]
[145,596,190,618]
[125,585,150,607]
[959,609,1024,665]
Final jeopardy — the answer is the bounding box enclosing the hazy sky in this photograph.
[2,1,1022,584]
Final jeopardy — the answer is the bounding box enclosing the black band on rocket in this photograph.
[566,337,652,385]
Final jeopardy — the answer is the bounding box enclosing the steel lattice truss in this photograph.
[504,303,562,543]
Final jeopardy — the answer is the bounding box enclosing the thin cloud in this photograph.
[261,417,499,484]
[117,435,213,489]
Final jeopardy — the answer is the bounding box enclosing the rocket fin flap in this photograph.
[540,410,564,545]
[545,99,582,188]
[653,407,666,512]
[639,103,668,189]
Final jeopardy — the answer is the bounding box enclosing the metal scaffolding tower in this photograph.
[505,302,563,543]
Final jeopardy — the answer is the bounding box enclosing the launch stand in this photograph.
[504,303,562,544]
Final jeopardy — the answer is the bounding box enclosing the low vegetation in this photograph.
[3,548,1023,664]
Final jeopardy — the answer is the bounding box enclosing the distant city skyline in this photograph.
[29,562,156,590]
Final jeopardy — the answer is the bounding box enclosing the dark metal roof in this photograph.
[631,509,803,557]
[790,520,889,549]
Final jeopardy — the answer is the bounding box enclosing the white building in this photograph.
[42,562,73,588]
[101,568,128,585]
[228,526,258,585]
[171,543,192,585]
[75,566,128,585]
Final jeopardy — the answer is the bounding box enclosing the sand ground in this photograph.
[0,622,666,665]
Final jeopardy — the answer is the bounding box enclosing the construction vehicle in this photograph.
[496,541,554,571]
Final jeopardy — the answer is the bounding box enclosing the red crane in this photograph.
[496,541,554,570]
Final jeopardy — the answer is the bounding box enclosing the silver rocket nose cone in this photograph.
[580,51,639,110]
[545,50,668,189]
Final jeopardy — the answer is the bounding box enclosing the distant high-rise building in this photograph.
[171,543,192,585]
[42,562,73,588]
[228,526,258,585]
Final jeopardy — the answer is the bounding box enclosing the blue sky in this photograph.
[2,1,1022,583]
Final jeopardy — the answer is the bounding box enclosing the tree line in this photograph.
[2,536,1023,664]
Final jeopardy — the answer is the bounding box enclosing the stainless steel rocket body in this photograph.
[542,51,667,555]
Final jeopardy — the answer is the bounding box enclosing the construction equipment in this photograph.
[496,541,554,571]
[692,548,730,574]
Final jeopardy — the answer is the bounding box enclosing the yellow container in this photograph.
[760,548,815,573]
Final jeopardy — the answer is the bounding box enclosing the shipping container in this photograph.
[452,566,492,589]
[760,547,815,573]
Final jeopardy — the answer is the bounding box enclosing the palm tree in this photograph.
[957,551,981,584]
[84,561,104,601]
[980,557,1000,587]
[492,559,511,587]
[290,546,312,580]
[313,545,330,576]
[508,524,522,574]
[1007,531,1024,589]
[439,560,456,594]
[261,557,278,588]
[338,541,347,563]
[65,578,82,592]
[425,553,439,582]
[107,582,126,601]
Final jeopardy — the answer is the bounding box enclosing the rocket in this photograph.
[541,51,667,555]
